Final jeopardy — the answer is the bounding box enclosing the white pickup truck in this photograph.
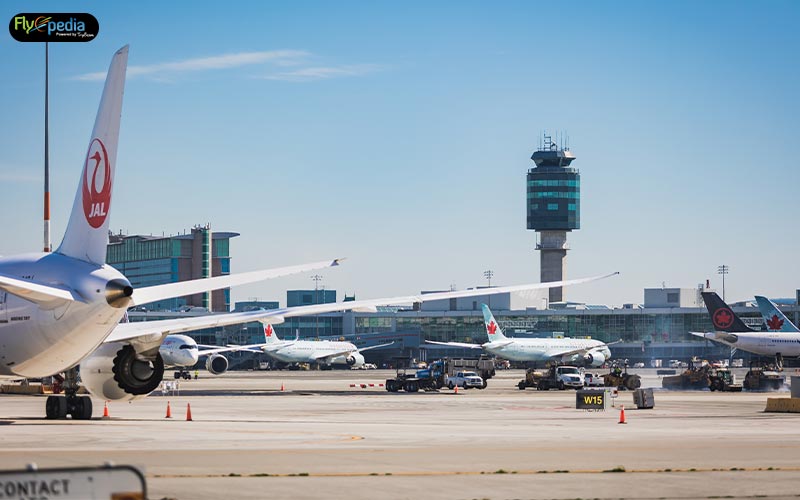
[583,372,606,387]
[447,371,484,390]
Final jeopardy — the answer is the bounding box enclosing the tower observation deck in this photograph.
[526,134,580,304]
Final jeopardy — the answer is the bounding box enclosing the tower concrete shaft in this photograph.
[537,230,569,303]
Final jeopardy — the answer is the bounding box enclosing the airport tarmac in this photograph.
[1,369,798,500]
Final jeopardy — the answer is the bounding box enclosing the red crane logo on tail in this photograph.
[486,321,498,335]
[712,309,734,330]
[767,315,784,331]
[81,138,112,228]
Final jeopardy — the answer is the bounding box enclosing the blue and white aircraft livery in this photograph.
[755,296,800,333]
[0,46,617,419]
[426,304,613,366]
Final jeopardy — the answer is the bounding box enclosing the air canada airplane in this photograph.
[0,46,617,419]
[251,324,392,368]
[691,291,800,368]
[426,304,613,366]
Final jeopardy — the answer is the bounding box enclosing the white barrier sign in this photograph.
[0,465,145,500]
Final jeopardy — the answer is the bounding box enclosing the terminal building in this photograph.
[127,286,800,368]
[107,224,237,312]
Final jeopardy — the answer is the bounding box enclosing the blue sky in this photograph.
[1,1,799,306]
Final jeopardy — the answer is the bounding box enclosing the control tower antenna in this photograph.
[526,131,580,304]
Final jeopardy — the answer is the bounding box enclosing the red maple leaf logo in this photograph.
[486,321,497,335]
[767,315,784,331]
[264,324,274,337]
[713,309,734,329]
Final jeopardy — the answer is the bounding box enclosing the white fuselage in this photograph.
[708,332,800,357]
[0,252,129,378]
[265,340,361,366]
[484,338,610,363]
[160,334,200,368]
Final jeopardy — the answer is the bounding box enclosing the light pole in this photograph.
[311,274,323,339]
[717,265,729,302]
[483,270,494,310]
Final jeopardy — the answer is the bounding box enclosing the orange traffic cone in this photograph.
[454,385,459,395]
[165,401,172,419]
[280,382,285,392]
[102,401,110,418]
[186,403,193,421]
[618,405,627,424]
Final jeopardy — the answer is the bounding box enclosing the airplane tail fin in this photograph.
[481,304,507,342]
[755,296,800,332]
[56,46,128,265]
[262,323,281,343]
[700,291,754,332]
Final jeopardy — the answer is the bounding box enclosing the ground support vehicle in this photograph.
[661,360,711,390]
[385,359,446,393]
[602,363,642,390]
[447,356,495,387]
[446,371,484,390]
[743,365,785,391]
[583,372,606,387]
[708,368,743,392]
[518,364,583,390]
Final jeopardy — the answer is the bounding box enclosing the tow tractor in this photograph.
[385,358,445,393]
[602,362,642,390]
[708,366,743,392]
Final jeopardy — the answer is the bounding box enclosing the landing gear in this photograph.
[173,369,192,380]
[44,367,93,420]
[776,353,784,371]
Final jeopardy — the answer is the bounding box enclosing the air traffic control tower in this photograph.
[527,134,580,304]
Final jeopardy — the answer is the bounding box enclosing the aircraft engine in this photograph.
[345,352,365,367]
[80,342,164,402]
[584,351,606,367]
[205,354,229,375]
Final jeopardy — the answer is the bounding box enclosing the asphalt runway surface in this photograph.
[1,369,798,500]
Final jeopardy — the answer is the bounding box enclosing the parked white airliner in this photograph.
[692,292,800,368]
[160,334,263,377]
[0,46,617,419]
[426,304,613,366]
[251,324,391,367]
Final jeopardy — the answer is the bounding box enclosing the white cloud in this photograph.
[72,50,311,81]
[0,171,41,182]
[260,64,382,82]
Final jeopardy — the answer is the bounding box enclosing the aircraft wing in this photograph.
[129,258,342,307]
[0,272,83,306]
[106,272,616,353]
[425,340,483,349]
[548,342,612,358]
[690,331,739,344]
[195,344,267,356]
[357,342,394,353]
